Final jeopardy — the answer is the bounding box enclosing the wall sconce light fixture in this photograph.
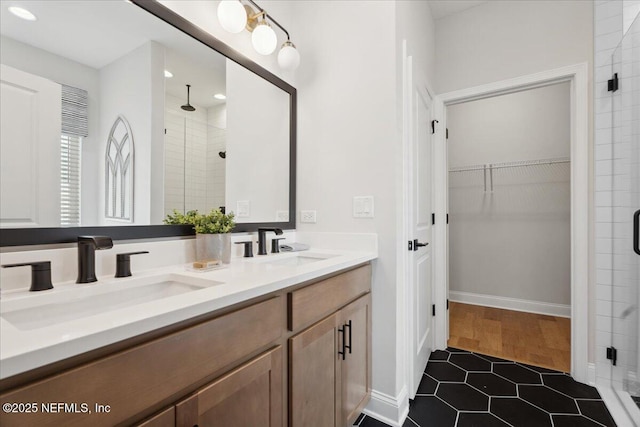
[217,0,300,70]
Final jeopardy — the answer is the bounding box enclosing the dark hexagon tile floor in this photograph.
[354,348,617,427]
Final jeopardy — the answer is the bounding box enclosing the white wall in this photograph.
[225,60,289,222]
[435,1,594,94]
[447,83,571,307]
[0,35,101,224]
[99,41,165,225]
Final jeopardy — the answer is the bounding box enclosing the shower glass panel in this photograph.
[610,14,640,413]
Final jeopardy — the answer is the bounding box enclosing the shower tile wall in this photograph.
[594,0,640,387]
[164,94,226,216]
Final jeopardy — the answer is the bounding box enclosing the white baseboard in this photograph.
[363,386,409,427]
[588,363,597,386]
[449,291,571,318]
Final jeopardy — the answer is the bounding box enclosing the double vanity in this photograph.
[0,0,375,425]
[0,246,375,426]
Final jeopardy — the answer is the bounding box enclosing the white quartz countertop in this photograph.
[0,249,376,379]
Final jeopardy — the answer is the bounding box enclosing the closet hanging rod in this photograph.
[449,157,570,173]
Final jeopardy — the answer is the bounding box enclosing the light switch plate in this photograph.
[353,196,374,218]
[300,210,317,223]
[276,210,289,221]
[236,200,250,218]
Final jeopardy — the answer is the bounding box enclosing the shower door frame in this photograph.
[609,15,640,421]
[432,62,590,384]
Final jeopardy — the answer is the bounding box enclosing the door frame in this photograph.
[431,63,590,384]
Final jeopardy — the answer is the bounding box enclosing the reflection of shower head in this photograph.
[219,151,226,159]
[181,84,196,112]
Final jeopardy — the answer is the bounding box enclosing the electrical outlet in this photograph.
[276,210,289,221]
[300,210,317,223]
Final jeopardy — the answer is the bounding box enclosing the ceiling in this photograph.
[0,0,226,108]
[428,1,488,19]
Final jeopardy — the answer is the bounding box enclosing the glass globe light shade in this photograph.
[277,41,300,70]
[251,22,277,55]
[217,1,247,34]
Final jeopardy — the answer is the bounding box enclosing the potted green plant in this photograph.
[164,209,236,264]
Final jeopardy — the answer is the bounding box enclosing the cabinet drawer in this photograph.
[288,264,371,331]
[0,296,283,427]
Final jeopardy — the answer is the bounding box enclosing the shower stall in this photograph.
[609,12,640,417]
[164,100,227,217]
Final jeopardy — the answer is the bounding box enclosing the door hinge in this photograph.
[431,119,439,134]
[446,128,449,139]
[607,347,618,366]
[446,214,449,224]
[447,299,449,310]
[608,73,619,92]
[432,213,435,225]
[408,240,413,251]
[432,304,436,316]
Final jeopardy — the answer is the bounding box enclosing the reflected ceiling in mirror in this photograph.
[0,0,293,234]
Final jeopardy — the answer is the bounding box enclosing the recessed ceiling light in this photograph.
[214,93,226,100]
[8,6,37,21]
[164,70,173,78]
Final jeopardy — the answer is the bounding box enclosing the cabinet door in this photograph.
[339,294,371,426]
[289,313,340,427]
[175,346,282,427]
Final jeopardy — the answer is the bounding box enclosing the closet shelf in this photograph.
[448,157,570,192]
[448,157,570,173]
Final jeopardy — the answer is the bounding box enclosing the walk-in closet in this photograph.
[447,82,572,371]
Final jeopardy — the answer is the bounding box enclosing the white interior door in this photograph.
[0,64,61,227]
[409,82,434,398]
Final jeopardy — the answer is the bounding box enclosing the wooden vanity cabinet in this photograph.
[174,346,282,427]
[0,263,371,427]
[289,266,372,427]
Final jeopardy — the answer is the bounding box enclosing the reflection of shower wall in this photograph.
[184,109,208,212]
[207,105,226,211]
[164,94,226,216]
[164,93,207,215]
[164,107,185,216]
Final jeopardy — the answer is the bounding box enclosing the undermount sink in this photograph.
[257,252,338,267]
[1,274,223,331]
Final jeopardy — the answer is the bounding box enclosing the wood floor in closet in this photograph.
[448,302,571,372]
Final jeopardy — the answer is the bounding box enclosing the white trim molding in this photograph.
[597,385,639,427]
[449,291,571,318]
[363,386,410,427]
[433,63,591,384]
[588,362,596,386]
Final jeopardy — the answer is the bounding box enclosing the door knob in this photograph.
[413,239,428,251]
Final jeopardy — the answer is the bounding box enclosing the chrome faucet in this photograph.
[77,236,113,283]
[257,227,283,255]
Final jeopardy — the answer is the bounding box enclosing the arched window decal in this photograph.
[105,115,134,221]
